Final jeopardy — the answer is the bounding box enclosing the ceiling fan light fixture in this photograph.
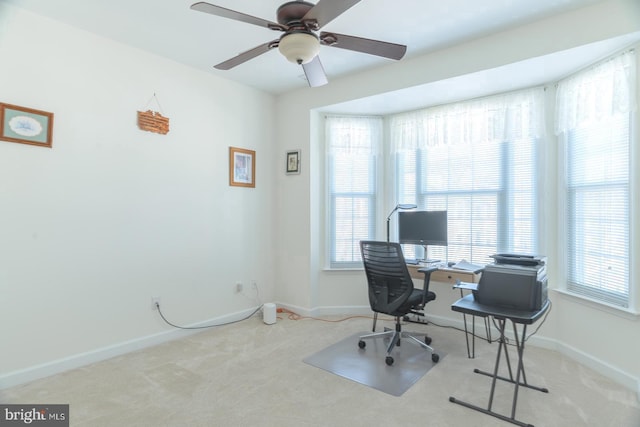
[278,32,320,65]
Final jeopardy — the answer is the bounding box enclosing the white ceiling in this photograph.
[3,0,612,95]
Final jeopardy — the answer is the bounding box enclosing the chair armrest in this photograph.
[417,266,439,305]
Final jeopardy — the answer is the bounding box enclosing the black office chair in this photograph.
[357,240,439,366]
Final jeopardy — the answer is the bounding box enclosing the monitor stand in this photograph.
[421,245,440,264]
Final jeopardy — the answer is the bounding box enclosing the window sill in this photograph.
[552,289,640,320]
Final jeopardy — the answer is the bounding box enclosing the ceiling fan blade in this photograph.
[320,32,407,60]
[302,56,328,87]
[302,0,361,28]
[214,41,277,70]
[191,2,285,31]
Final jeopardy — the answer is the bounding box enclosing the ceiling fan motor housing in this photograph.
[276,1,315,25]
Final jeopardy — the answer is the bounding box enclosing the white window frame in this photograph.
[325,116,382,269]
[555,50,636,309]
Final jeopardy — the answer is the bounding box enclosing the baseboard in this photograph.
[0,306,261,390]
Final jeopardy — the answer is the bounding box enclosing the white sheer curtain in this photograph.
[325,116,382,156]
[390,88,545,152]
[555,50,636,134]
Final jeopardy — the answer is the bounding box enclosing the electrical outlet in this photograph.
[236,282,243,293]
[151,296,161,310]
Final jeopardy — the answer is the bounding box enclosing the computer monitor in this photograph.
[398,210,448,246]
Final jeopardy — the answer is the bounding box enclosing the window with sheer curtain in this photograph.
[555,50,635,308]
[391,88,545,264]
[326,116,382,268]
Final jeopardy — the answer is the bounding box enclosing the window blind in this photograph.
[326,116,381,268]
[393,88,543,264]
[556,50,635,308]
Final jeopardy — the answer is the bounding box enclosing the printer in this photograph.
[474,254,548,311]
[490,253,546,268]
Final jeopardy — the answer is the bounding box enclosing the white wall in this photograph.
[0,5,276,386]
[275,0,640,393]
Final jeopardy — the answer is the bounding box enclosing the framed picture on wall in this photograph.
[286,149,300,175]
[229,146,255,188]
[0,103,54,148]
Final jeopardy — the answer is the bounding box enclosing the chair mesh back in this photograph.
[360,241,414,315]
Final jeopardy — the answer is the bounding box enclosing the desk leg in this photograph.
[473,322,548,394]
[459,288,477,359]
[486,318,506,411]
[485,317,492,343]
[449,318,549,427]
[511,321,525,419]
[461,313,472,358]
[472,315,476,358]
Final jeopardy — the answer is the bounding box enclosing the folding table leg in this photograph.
[450,318,548,427]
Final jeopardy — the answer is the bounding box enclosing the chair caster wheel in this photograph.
[425,336,432,345]
[358,340,366,349]
[385,356,394,366]
[432,353,440,363]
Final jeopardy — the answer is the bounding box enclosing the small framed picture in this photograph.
[0,103,54,148]
[286,150,301,175]
[229,146,255,188]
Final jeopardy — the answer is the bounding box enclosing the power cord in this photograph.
[155,280,265,330]
[498,299,553,345]
[241,281,263,306]
[275,307,384,323]
[404,299,553,346]
[155,301,262,330]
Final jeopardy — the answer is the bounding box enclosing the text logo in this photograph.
[0,405,68,426]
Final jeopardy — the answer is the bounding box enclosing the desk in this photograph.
[407,264,481,284]
[407,265,484,358]
[449,294,550,427]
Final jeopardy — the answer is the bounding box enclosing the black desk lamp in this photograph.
[386,203,417,242]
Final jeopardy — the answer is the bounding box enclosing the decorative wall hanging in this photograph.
[229,146,255,188]
[137,93,169,135]
[0,103,54,148]
[286,150,301,175]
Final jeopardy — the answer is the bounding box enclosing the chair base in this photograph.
[358,320,439,366]
[372,309,429,332]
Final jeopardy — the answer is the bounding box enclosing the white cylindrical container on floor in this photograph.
[263,303,276,325]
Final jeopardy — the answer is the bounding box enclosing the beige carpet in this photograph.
[2,313,639,426]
